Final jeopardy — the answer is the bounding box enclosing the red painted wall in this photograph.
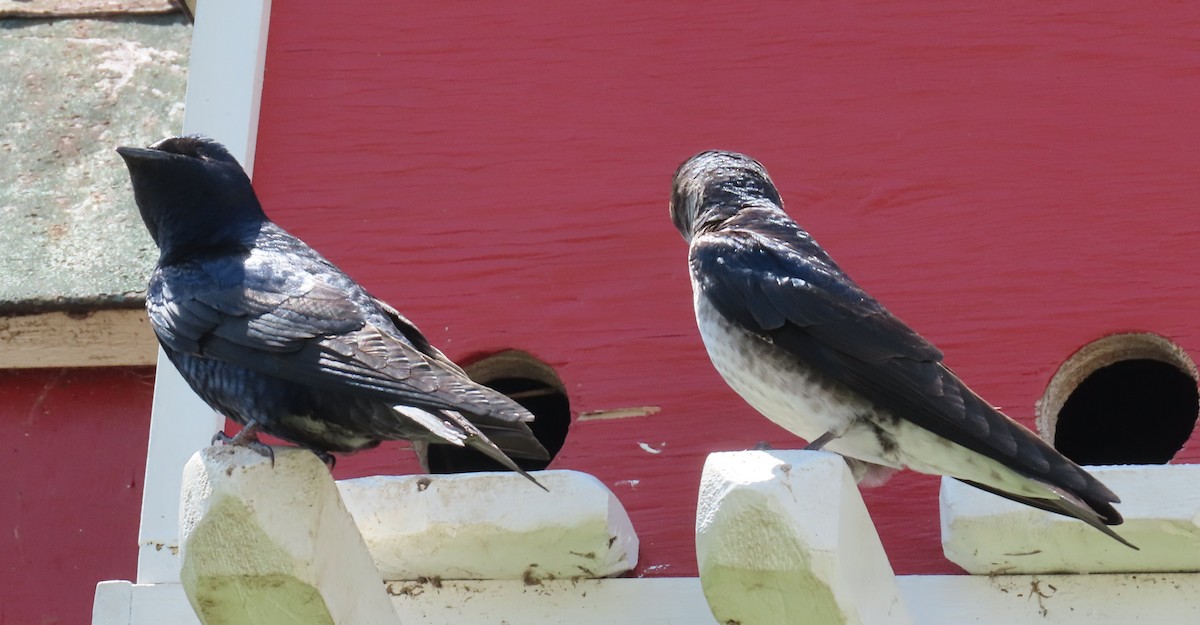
[246,1,1200,577]
[0,367,152,625]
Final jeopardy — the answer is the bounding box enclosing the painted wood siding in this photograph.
[0,368,153,624]
[251,1,1200,575]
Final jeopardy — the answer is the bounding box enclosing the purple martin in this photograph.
[117,136,548,484]
[671,150,1133,547]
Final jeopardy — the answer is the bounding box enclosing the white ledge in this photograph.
[95,572,1200,625]
[96,453,1200,625]
[941,464,1200,574]
[337,470,638,581]
[696,450,914,625]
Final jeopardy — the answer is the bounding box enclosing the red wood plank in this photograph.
[252,1,1200,575]
[0,368,153,625]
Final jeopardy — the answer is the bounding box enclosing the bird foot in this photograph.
[211,424,275,466]
[311,449,336,470]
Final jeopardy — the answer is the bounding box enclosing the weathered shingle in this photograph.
[0,15,190,314]
[0,1,179,18]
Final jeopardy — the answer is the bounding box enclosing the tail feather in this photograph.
[464,435,548,491]
[958,478,1136,549]
[475,423,551,461]
[393,405,466,446]
[395,404,546,490]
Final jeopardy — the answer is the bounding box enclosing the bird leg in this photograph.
[211,421,275,466]
[804,430,838,451]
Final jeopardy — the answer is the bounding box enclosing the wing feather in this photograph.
[148,249,534,428]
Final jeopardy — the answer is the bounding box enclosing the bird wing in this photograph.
[371,297,468,376]
[147,249,533,428]
[690,210,1120,519]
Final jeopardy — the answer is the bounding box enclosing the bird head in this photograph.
[669,150,784,242]
[117,136,267,259]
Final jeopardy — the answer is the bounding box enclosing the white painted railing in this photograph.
[134,0,273,586]
[97,447,1200,625]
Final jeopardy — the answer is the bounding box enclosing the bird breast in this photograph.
[693,289,866,443]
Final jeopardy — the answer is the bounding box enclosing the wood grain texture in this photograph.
[0,309,158,368]
[250,1,1200,575]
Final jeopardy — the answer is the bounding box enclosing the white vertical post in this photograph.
[135,0,273,584]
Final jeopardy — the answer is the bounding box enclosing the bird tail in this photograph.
[957,478,1137,549]
[473,423,552,461]
[394,405,547,490]
[463,434,548,491]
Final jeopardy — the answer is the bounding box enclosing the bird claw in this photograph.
[312,449,336,470]
[211,423,275,466]
[246,440,276,466]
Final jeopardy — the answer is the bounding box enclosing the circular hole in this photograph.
[1037,333,1199,465]
[424,349,570,474]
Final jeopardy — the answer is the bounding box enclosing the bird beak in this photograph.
[116,146,171,163]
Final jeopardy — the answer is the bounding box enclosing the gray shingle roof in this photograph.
[0,14,189,314]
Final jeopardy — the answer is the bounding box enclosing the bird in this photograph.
[117,135,549,486]
[670,150,1133,547]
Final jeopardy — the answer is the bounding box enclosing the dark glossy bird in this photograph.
[117,136,549,485]
[670,150,1132,547]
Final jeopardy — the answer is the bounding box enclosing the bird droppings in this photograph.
[637,442,664,454]
[1028,578,1054,617]
[416,477,431,492]
[149,542,177,554]
[385,581,424,597]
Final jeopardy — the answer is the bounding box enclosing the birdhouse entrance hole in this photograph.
[1037,333,1199,465]
[425,349,570,474]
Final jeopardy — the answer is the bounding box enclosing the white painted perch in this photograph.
[941,464,1200,574]
[170,447,639,625]
[95,447,1200,625]
[178,446,400,625]
[695,450,914,625]
[338,470,638,582]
